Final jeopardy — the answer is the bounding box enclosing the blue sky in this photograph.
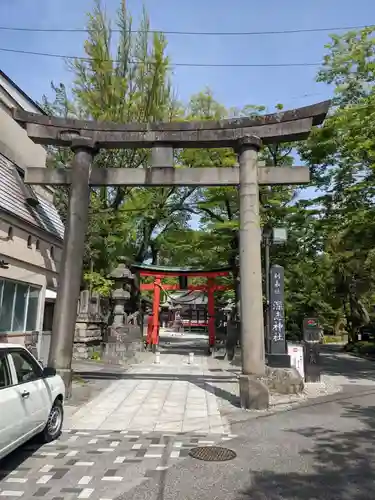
[1,0,374,111]
[0,0,374,229]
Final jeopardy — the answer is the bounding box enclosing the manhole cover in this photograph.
[189,446,237,462]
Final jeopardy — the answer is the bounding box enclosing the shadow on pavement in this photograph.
[75,370,241,408]
[157,347,209,357]
[0,436,43,482]
[320,344,375,382]
[238,399,375,499]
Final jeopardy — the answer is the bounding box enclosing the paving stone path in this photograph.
[68,342,230,434]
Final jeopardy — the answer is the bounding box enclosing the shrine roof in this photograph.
[131,263,232,277]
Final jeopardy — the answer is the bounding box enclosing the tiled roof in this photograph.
[0,154,64,240]
[131,263,232,275]
[163,291,208,306]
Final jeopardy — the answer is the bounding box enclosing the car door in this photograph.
[8,348,50,436]
[0,349,24,458]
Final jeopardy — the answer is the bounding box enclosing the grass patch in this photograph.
[323,335,348,344]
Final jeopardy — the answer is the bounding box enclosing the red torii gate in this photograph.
[132,264,232,349]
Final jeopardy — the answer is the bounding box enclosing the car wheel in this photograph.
[41,398,64,443]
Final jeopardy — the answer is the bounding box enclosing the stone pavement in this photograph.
[120,386,375,500]
[67,340,230,434]
[0,429,236,499]
[0,331,235,499]
[2,339,375,499]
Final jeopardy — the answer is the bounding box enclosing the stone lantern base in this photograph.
[102,324,144,365]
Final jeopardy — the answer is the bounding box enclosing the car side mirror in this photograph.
[42,366,56,378]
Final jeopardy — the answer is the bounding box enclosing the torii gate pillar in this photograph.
[237,136,269,410]
[47,142,97,397]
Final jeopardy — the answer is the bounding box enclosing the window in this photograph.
[0,280,40,333]
[7,227,13,239]
[0,280,16,332]
[36,239,40,251]
[27,235,32,248]
[13,283,28,332]
[50,246,54,259]
[9,350,42,384]
[26,287,39,332]
[0,354,11,389]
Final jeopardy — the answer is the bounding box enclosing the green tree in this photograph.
[300,27,375,340]
[41,0,195,290]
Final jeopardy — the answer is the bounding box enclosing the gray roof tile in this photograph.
[0,154,64,240]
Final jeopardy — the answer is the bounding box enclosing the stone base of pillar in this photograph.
[56,368,73,399]
[239,374,270,410]
[73,341,102,360]
[267,353,291,368]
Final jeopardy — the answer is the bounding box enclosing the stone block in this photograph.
[239,374,270,410]
[101,324,144,366]
[74,321,102,343]
[263,366,304,395]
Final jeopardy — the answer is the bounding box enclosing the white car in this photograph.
[0,343,65,461]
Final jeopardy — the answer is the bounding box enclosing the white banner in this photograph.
[287,344,304,379]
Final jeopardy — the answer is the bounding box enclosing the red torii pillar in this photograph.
[207,278,215,349]
[151,278,161,347]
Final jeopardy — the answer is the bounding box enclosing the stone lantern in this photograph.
[103,259,144,364]
[109,261,134,328]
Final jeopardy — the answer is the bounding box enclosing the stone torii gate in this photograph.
[14,100,329,408]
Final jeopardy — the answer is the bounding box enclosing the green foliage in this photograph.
[90,351,102,361]
[42,0,191,283]
[323,335,348,344]
[344,341,375,357]
[298,26,375,340]
[83,272,113,297]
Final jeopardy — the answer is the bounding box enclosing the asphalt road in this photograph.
[121,385,375,500]
[121,347,375,500]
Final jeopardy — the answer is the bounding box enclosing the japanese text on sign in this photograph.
[273,272,282,294]
[270,266,285,345]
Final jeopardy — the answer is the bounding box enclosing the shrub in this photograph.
[344,341,375,357]
[90,351,101,361]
